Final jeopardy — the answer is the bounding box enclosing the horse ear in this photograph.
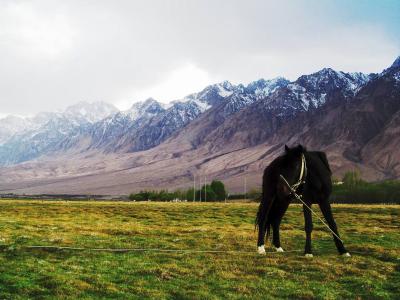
[285,144,289,152]
[298,144,307,153]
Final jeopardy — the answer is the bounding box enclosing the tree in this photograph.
[129,191,148,201]
[248,188,261,200]
[186,188,195,201]
[342,170,364,188]
[210,180,227,201]
[195,184,217,202]
[173,189,185,200]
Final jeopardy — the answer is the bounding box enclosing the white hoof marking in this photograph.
[342,252,351,257]
[274,247,284,252]
[305,253,313,258]
[257,245,266,255]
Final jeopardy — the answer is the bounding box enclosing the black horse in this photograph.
[256,144,350,257]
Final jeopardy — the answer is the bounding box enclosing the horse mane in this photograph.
[313,151,332,174]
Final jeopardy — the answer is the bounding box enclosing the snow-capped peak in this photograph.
[387,56,400,83]
[0,115,32,144]
[267,67,374,114]
[390,56,400,69]
[216,81,234,97]
[246,77,290,98]
[175,80,236,113]
[63,101,118,123]
[125,98,165,120]
[380,56,400,76]
[297,67,371,94]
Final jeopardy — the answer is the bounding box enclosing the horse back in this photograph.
[306,151,333,195]
[314,151,332,174]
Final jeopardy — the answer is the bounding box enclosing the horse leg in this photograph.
[303,203,313,257]
[318,201,350,256]
[272,217,284,252]
[257,220,268,254]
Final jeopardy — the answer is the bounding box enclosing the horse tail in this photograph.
[255,199,264,230]
[255,194,275,231]
[255,168,276,240]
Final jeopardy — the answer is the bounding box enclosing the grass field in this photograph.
[0,200,399,299]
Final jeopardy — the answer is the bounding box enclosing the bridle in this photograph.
[289,153,307,192]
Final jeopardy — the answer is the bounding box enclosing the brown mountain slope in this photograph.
[0,65,399,195]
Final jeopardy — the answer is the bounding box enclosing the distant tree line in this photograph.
[129,172,400,204]
[129,180,227,202]
[330,170,400,204]
[240,170,400,204]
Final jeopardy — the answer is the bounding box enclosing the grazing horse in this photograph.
[256,144,350,257]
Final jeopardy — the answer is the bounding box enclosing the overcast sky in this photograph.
[0,0,399,117]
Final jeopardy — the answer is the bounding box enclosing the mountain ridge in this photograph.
[0,58,398,194]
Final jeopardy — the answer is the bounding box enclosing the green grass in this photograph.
[0,200,399,299]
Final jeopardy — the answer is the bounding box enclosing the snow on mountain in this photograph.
[392,56,400,68]
[63,101,118,124]
[0,115,32,144]
[382,56,400,74]
[92,81,254,153]
[394,71,400,83]
[181,81,236,110]
[88,98,166,150]
[219,77,290,116]
[126,98,165,121]
[30,112,59,127]
[0,101,118,145]
[0,114,87,166]
[296,68,371,95]
[246,77,290,99]
[381,56,400,84]
[113,91,225,152]
[0,112,58,146]
[0,66,374,166]
[0,102,118,165]
[167,78,290,121]
[261,68,374,114]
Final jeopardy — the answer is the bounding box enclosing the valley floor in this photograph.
[0,201,399,299]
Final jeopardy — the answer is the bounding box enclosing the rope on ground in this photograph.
[23,245,302,254]
[21,245,371,256]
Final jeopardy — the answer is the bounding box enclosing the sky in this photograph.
[0,0,399,117]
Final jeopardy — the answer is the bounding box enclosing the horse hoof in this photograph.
[342,252,351,257]
[305,253,313,258]
[257,245,266,255]
[274,247,284,252]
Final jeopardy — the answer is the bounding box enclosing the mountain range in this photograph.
[0,57,399,195]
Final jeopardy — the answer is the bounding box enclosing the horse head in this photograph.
[278,144,307,196]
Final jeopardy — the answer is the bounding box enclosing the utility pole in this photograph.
[244,177,247,201]
[204,175,207,202]
[193,175,196,202]
[199,176,202,202]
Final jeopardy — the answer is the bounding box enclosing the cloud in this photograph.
[116,63,219,109]
[0,1,75,59]
[0,0,399,116]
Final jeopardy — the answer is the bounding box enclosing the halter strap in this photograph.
[291,154,307,191]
